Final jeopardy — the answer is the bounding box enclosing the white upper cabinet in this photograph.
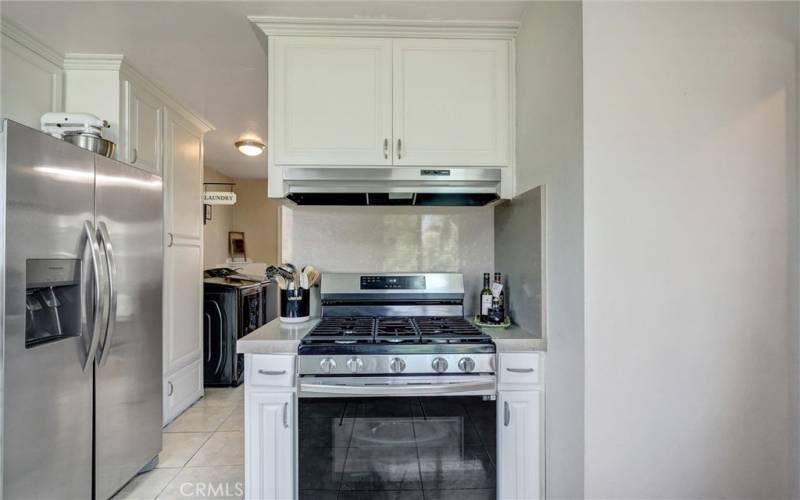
[268,35,512,169]
[1,20,64,130]
[272,37,393,165]
[392,39,510,166]
[164,110,203,240]
[124,80,163,174]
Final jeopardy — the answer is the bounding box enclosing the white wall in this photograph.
[281,205,494,316]
[203,165,234,269]
[0,19,63,129]
[515,2,584,498]
[583,2,798,497]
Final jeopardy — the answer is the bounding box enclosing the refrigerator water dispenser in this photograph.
[25,259,82,348]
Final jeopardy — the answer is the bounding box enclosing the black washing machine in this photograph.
[203,274,277,386]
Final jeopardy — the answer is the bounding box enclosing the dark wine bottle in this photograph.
[480,273,492,322]
[489,272,505,324]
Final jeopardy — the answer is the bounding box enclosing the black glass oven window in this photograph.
[298,396,497,499]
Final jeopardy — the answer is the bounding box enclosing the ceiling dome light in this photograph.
[235,139,266,157]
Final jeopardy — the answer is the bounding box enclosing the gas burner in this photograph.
[303,317,374,343]
[415,317,489,343]
[375,317,417,342]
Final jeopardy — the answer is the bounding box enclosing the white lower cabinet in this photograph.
[497,389,543,500]
[245,354,296,500]
[164,358,203,423]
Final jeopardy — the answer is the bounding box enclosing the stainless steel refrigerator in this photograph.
[0,120,163,499]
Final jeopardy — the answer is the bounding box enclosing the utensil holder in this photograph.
[280,288,310,323]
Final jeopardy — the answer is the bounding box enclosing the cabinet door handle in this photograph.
[506,367,534,373]
[167,232,174,247]
[397,138,402,159]
[168,381,174,396]
[131,148,138,164]
[258,369,287,376]
[504,401,510,426]
[282,402,289,428]
[383,138,389,159]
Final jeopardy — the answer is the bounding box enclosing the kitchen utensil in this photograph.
[274,275,288,290]
[266,265,294,282]
[301,265,320,287]
[63,133,116,158]
[300,273,309,289]
[278,263,300,288]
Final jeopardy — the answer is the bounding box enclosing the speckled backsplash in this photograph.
[281,205,494,316]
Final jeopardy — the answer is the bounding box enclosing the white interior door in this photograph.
[393,38,510,166]
[272,36,393,165]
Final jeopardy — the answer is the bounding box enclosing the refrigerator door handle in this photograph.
[83,220,108,371]
[96,222,117,367]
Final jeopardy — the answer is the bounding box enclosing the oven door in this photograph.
[297,376,497,499]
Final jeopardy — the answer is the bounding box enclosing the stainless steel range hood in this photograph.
[281,167,502,206]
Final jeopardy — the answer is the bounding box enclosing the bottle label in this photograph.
[491,282,503,297]
[481,295,493,315]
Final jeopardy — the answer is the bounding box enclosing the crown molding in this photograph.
[63,53,124,71]
[62,53,214,132]
[1,18,64,66]
[248,16,519,40]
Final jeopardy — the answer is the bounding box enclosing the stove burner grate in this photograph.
[303,316,375,343]
[374,317,418,343]
[414,316,489,343]
[302,316,493,348]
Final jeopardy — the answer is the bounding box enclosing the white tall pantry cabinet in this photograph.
[62,55,213,425]
[162,109,207,423]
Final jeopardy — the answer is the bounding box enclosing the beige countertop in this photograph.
[237,317,546,355]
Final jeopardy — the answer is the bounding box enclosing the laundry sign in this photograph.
[203,191,237,205]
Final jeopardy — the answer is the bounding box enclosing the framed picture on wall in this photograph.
[229,231,246,261]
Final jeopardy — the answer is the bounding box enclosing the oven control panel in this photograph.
[360,275,426,290]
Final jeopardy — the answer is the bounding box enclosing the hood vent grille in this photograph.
[286,192,499,206]
[282,167,502,206]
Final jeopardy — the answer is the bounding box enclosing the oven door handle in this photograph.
[299,380,495,396]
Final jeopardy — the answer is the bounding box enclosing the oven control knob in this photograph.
[389,357,406,373]
[320,358,337,374]
[458,357,476,373]
[347,357,364,373]
[431,357,449,373]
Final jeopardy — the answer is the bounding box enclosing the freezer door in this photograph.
[2,121,96,499]
[94,155,164,500]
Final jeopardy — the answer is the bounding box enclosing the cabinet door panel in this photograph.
[164,111,203,239]
[164,359,203,425]
[273,36,393,165]
[126,81,163,174]
[498,390,542,500]
[393,39,510,166]
[164,242,202,371]
[246,391,294,500]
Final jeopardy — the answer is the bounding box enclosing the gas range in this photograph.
[297,273,495,378]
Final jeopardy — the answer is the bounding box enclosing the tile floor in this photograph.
[111,386,245,500]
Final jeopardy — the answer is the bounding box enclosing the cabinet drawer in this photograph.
[498,353,541,387]
[247,354,295,388]
[165,359,203,425]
